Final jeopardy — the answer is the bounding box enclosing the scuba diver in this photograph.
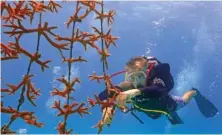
[98,56,219,126]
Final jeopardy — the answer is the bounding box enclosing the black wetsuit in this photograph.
[139,63,174,97]
[98,62,174,100]
[98,62,180,123]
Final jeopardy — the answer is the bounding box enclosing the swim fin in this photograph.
[193,88,219,118]
[167,111,184,125]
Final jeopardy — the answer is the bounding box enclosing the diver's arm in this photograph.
[116,89,141,112]
[97,84,123,125]
[116,87,168,111]
[98,81,135,101]
[98,89,109,101]
[98,81,134,124]
[138,85,168,97]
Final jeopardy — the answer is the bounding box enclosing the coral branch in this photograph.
[29,1,49,13]
[79,1,102,11]
[51,88,68,98]
[92,120,104,134]
[74,103,90,117]
[0,42,19,58]
[8,37,51,72]
[1,102,43,128]
[1,105,17,114]
[26,80,41,106]
[51,77,80,98]
[1,125,16,134]
[3,21,70,50]
[1,1,32,24]
[6,75,34,95]
[1,88,11,93]
[62,56,87,63]
[1,56,19,61]
[47,1,62,13]
[51,100,64,115]
[1,1,7,15]
[95,9,116,26]
[25,118,44,128]
[65,4,82,28]
[57,122,73,134]
[87,97,97,107]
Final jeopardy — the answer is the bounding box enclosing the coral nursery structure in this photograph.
[1,1,119,134]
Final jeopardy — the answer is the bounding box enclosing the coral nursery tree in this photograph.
[1,1,119,134]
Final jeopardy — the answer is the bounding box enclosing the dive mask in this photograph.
[125,70,146,87]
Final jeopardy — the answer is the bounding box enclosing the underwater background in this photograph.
[1,1,222,134]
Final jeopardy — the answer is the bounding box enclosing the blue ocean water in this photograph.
[1,1,222,134]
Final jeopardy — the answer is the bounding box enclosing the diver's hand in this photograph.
[116,92,129,112]
[116,89,141,112]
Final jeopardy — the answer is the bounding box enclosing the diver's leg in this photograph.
[171,89,197,110]
[182,90,197,104]
[177,88,218,118]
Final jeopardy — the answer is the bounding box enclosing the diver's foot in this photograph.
[192,87,219,118]
[191,87,199,97]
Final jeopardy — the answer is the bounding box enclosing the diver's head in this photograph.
[125,56,148,88]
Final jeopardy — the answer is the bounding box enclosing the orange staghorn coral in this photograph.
[9,111,44,128]
[1,88,12,94]
[74,103,91,117]
[79,1,102,11]
[51,76,81,98]
[51,101,90,117]
[65,2,92,28]
[25,119,44,128]
[1,102,43,128]
[1,1,32,24]
[1,125,16,134]
[88,94,117,109]
[28,0,55,23]
[6,74,34,95]
[91,27,119,47]
[47,0,62,13]
[1,105,17,114]
[65,2,82,28]
[1,0,119,134]
[62,56,87,63]
[88,71,121,90]
[92,120,104,134]
[55,28,101,51]
[94,9,116,26]
[97,48,111,69]
[29,1,49,13]
[3,21,70,50]
[8,37,51,72]
[103,29,119,48]
[2,74,40,107]
[88,72,105,83]
[1,1,7,15]
[26,82,41,106]
[87,1,120,133]
[57,122,73,134]
[0,42,20,60]
[56,76,81,91]
[51,88,69,98]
